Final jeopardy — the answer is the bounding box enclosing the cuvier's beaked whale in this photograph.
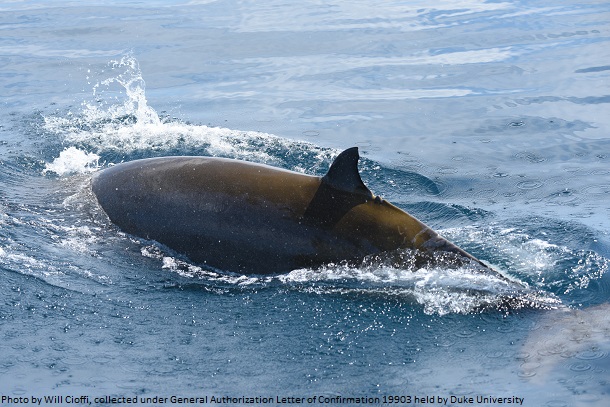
[92,147,499,276]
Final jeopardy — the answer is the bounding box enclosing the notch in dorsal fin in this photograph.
[322,147,372,197]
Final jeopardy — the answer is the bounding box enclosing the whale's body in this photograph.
[92,148,493,275]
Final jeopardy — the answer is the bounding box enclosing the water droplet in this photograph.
[518,370,536,378]
[454,329,476,338]
[517,180,544,190]
[515,151,546,163]
[569,362,592,372]
[576,350,608,360]
[537,341,567,356]
[437,167,458,174]
[514,352,530,361]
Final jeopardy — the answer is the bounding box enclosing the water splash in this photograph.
[137,241,558,315]
[442,224,610,300]
[41,55,334,173]
[43,146,100,175]
[93,55,161,127]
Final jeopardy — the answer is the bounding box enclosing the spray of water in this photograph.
[42,55,333,175]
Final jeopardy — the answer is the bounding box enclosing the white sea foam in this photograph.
[43,146,100,175]
[41,55,327,171]
[135,240,556,315]
[0,248,64,281]
[442,225,610,295]
[57,225,101,255]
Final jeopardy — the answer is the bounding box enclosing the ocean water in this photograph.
[1,1,610,406]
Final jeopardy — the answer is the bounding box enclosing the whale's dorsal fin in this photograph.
[303,147,373,228]
[322,147,372,197]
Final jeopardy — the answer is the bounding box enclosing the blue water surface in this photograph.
[1,1,610,406]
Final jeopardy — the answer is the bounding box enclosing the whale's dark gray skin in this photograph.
[92,147,496,275]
